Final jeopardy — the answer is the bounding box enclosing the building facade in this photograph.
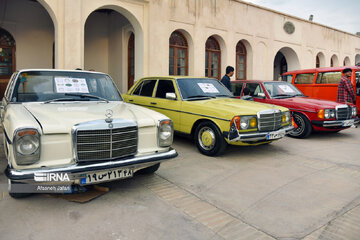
[0,0,360,96]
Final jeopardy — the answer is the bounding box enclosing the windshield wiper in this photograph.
[187,95,215,99]
[65,93,109,103]
[273,94,293,98]
[215,94,236,98]
[44,98,90,104]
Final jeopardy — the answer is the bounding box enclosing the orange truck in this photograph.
[282,66,360,116]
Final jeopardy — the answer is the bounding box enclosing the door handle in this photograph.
[129,99,133,102]
[150,102,157,105]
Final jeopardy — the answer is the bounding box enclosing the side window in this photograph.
[5,72,18,100]
[132,80,157,97]
[231,83,243,96]
[316,72,341,84]
[282,75,293,83]
[294,74,315,84]
[356,71,360,96]
[245,83,263,97]
[155,80,176,99]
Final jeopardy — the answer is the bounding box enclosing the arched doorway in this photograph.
[343,56,350,66]
[236,41,246,80]
[355,54,360,66]
[273,47,300,80]
[84,7,143,92]
[169,31,188,76]
[330,54,339,67]
[0,28,15,97]
[128,33,135,90]
[205,36,221,79]
[316,52,325,68]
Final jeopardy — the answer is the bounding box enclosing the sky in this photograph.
[243,0,360,34]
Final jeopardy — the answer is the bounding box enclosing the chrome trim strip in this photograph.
[6,148,178,181]
[322,119,358,127]
[228,125,294,142]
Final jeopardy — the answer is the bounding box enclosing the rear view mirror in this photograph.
[257,92,266,98]
[166,92,177,100]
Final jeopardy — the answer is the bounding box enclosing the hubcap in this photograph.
[198,127,216,151]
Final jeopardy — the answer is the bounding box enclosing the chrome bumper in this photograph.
[228,125,294,142]
[313,118,359,127]
[5,148,177,183]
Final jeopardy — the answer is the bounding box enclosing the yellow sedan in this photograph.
[123,77,293,156]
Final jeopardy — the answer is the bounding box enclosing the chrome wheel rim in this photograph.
[198,127,216,151]
[290,114,305,136]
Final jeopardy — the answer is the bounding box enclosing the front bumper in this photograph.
[5,148,177,183]
[226,125,294,142]
[312,118,359,127]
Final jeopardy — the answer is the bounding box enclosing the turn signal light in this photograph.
[250,117,257,128]
[18,130,37,137]
[317,109,324,119]
[230,116,240,130]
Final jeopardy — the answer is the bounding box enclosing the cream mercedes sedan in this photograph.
[1,69,177,198]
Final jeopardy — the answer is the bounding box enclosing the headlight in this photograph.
[238,116,257,130]
[352,107,357,117]
[323,109,336,119]
[13,128,40,165]
[282,111,290,123]
[158,119,173,147]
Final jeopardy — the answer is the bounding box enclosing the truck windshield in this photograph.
[264,82,304,98]
[11,71,122,103]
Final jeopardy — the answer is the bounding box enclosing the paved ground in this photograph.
[0,126,359,240]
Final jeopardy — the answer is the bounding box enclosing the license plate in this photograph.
[81,168,133,184]
[267,130,285,140]
[342,119,354,127]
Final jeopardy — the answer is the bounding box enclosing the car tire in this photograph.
[194,121,227,156]
[8,180,32,198]
[288,113,312,138]
[137,163,160,174]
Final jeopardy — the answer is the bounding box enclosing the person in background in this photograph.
[221,66,234,92]
[337,68,356,105]
[241,87,253,101]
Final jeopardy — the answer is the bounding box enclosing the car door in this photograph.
[152,79,181,131]
[244,82,267,103]
[126,79,157,108]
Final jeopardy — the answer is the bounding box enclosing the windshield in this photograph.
[177,78,233,100]
[263,82,304,98]
[11,71,122,103]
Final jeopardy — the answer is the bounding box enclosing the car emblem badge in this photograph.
[105,109,113,125]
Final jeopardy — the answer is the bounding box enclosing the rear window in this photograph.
[294,74,315,84]
[316,72,341,84]
[282,75,293,83]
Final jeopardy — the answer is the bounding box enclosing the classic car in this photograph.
[231,80,358,138]
[123,77,294,156]
[1,69,177,198]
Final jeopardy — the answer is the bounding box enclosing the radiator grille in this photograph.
[76,126,137,162]
[258,111,283,132]
[336,107,352,120]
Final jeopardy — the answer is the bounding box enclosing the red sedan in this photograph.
[231,80,358,138]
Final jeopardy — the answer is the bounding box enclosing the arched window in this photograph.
[0,28,15,78]
[205,36,221,79]
[316,55,320,68]
[169,31,188,76]
[128,33,135,90]
[330,58,334,67]
[236,41,246,80]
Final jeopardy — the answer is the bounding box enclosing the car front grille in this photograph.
[258,110,283,132]
[75,126,138,162]
[336,106,352,120]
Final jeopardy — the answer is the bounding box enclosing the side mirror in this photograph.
[257,92,266,98]
[165,92,177,100]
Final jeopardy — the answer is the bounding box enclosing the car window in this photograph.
[12,71,122,102]
[316,72,341,84]
[231,83,243,96]
[245,83,263,97]
[294,73,315,84]
[282,75,293,83]
[132,80,156,97]
[155,80,176,99]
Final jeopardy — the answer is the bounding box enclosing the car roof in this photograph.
[17,69,107,75]
[139,76,217,80]
[231,80,275,83]
[283,66,360,75]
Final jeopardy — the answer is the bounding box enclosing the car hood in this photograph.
[270,96,342,111]
[23,102,162,134]
[183,98,288,118]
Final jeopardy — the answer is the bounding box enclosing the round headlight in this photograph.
[324,109,330,119]
[160,124,172,140]
[330,110,335,118]
[352,107,357,117]
[16,135,39,155]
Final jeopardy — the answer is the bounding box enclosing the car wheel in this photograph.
[288,113,312,138]
[194,121,227,156]
[137,163,160,174]
[8,180,32,198]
